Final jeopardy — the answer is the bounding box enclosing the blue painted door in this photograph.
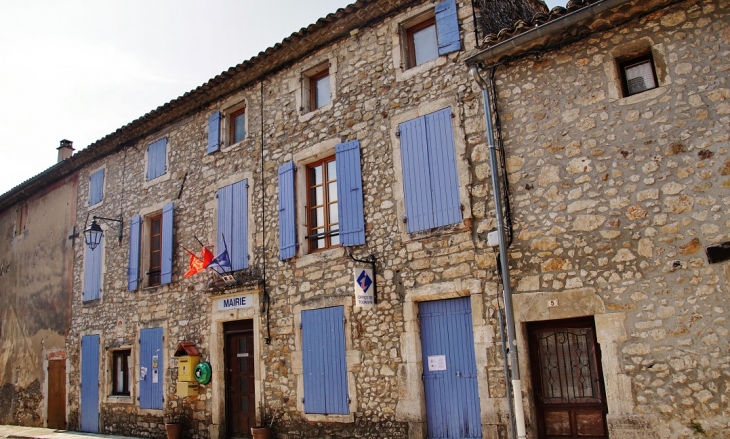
[140,327,164,409]
[80,334,99,433]
[419,297,481,439]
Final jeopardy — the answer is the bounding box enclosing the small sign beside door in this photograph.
[427,355,447,371]
[353,267,374,308]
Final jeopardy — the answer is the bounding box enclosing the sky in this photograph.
[0,0,564,195]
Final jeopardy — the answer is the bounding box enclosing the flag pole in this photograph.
[221,233,234,275]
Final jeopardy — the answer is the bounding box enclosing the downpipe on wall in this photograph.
[470,65,527,439]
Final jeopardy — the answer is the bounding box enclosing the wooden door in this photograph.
[47,360,66,429]
[225,320,256,438]
[527,318,608,439]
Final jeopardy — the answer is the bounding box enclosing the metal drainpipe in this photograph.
[470,65,527,439]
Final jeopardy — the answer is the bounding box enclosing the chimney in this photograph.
[57,139,74,162]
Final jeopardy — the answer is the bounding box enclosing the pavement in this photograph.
[0,426,139,439]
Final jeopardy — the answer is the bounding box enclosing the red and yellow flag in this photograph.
[184,248,205,278]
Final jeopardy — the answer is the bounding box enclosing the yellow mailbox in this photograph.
[174,341,200,382]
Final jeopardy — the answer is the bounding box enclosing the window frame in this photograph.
[405,16,437,69]
[297,59,336,118]
[618,54,659,98]
[309,69,331,111]
[111,349,131,396]
[15,202,28,237]
[229,107,247,145]
[148,213,163,287]
[305,155,339,252]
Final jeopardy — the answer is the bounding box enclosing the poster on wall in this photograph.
[353,267,374,308]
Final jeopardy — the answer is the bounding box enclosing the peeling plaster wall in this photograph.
[0,175,77,426]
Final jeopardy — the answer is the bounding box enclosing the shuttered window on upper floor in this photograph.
[399,107,461,233]
[127,202,174,290]
[401,0,461,70]
[89,168,105,206]
[146,138,167,181]
[83,237,103,301]
[217,179,249,271]
[278,140,365,260]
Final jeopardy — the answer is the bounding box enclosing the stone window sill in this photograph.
[295,247,346,269]
[106,395,133,404]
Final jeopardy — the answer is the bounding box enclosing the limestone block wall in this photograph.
[465,0,730,437]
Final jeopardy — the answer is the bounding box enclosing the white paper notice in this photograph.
[427,355,447,371]
[140,366,148,380]
[152,368,159,383]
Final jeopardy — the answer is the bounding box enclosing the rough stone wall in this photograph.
[65,1,730,439]
[0,175,77,426]
[467,0,730,437]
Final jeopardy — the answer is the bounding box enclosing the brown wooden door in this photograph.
[225,320,256,438]
[527,318,608,439]
[47,360,66,430]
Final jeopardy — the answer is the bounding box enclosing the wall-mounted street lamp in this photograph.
[84,216,123,250]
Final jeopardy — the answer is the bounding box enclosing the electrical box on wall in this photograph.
[174,341,201,382]
[176,381,199,397]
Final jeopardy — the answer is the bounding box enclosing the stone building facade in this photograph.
[55,0,730,438]
[0,142,78,428]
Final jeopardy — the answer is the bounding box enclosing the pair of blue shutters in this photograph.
[419,298,482,439]
[139,327,164,409]
[80,334,100,433]
[208,112,223,154]
[217,179,249,270]
[89,169,105,205]
[301,306,349,415]
[147,138,167,181]
[278,140,365,260]
[83,239,103,301]
[400,107,461,233]
[435,0,461,56]
[127,202,174,290]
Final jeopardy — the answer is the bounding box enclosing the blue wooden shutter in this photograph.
[83,239,102,301]
[231,179,249,270]
[435,0,461,55]
[302,309,327,414]
[400,116,435,233]
[302,306,349,415]
[80,334,100,433]
[88,169,105,205]
[128,215,141,291]
[335,140,365,246]
[217,184,233,264]
[139,327,164,410]
[208,112,222,154]
[160,202,174,285]
[278,162,297,260]
[425,108,461,228]
[147,138,167,180]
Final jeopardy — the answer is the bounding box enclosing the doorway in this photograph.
[224,320,256,438]
[419,297,482,439]
[47,359,66,429]
[80,334,99,433]
[527,317,608,439]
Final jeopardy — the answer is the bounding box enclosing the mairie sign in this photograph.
[353,267,374,308]
[217,294,253,311]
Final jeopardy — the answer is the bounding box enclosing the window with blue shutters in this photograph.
[83,238,103,301]
[279,140,366,259]
[399,107,461,233]
[217,180,249,271]
[400,0,461,70]
[146,138,167,181]
[301,306,349,415]
[88,168,105,206]
[127,203,174,288]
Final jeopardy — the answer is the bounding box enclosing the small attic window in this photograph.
[619,54,658,97]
